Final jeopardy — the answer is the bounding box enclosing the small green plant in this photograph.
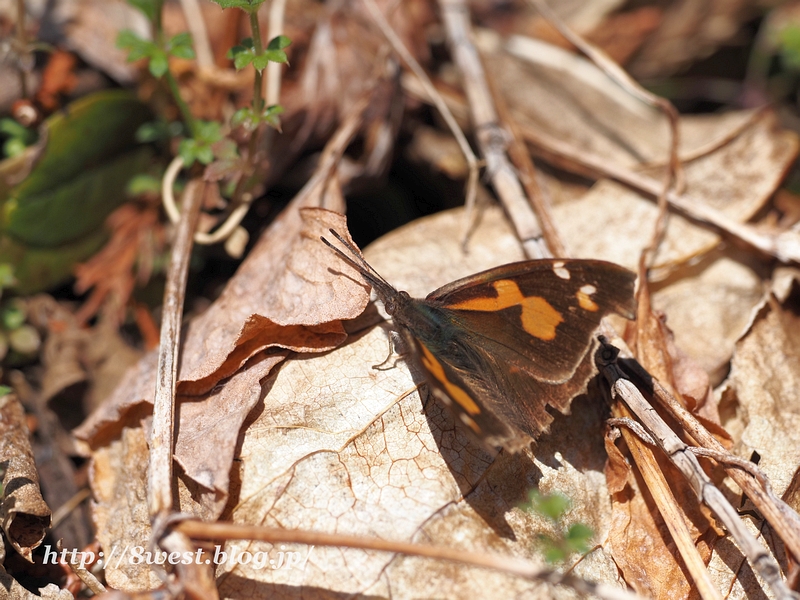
[520,489,594,563]
[779,24,800,71]
[0,118,37,158]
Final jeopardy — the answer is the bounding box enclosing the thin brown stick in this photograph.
[175,519,642,600]
[438,0,549,259]
[610,402,722,600]
[520,123,800,264]
[528,0,679,269]
[361,0,479,221]
[148,179,205,517]
[597,342,795,600]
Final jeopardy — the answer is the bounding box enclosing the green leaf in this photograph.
[148,50,169,77]
[233,51,254,70]
[127,0,163,21]
[0,385,11,397]
[2,90,153,249]
[207,0,265,12]
[263,49,288,65]
[565,523,593,554]
[521,489,570,522]
[117,30,156,62]
[231,107,254,128]
[178,138,198,167]
[196,145,215,165]
[251,54,271,71]
[168,32,195,59]
[267,35,291,50]
[262,105,283,130]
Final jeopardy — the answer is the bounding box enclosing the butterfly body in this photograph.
[323,231,636,452]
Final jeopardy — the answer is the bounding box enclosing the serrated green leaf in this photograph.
[196,146,215,165]
[240,37,255,49]
[170,32,193,48]
[267,35,291,50]
[207,0,265,12]
[0,386,11,397]
[148,51,169,77]
[231,107,253,128]
[178,138,198,166]
[251,54,271,71]
[233,52,254,70]
[263,49,288,64]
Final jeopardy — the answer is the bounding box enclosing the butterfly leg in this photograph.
[372,330,408,370]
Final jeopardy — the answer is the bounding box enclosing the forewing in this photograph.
[427,259,635,383]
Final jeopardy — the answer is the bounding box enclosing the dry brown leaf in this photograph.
[706,279,800,596]
[214,206,627,598]
[0,394,51,562]
[482,40,798,271]
[650,250,767,387]
[92,206,634,596]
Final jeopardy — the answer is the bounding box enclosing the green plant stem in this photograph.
[231,9,267,204]
[150,0,197,139]
[165,69,198,138]
[249,11,265,115]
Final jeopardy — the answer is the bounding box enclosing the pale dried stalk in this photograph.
[265,0,287,107]
[528,0,681,267]
[176,519,643,600]
[611,403,722,600]
[521,123,800,264]
[360,0,479,221]
[642,374,800,563]
[148,179,205,517]
[59,539,106,595]
[179,0,213,69]
[437,0,548,259]
[597,344,795,600]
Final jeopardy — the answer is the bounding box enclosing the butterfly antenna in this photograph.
[320,229,393,290]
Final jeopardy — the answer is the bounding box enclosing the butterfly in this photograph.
[322,229,636,452]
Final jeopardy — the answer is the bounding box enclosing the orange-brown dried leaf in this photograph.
[73,202,162,326]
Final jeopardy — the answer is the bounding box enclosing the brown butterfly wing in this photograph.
[426,259,636,383]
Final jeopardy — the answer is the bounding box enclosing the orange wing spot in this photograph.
[576,289,599,312]
[449,279,563,341]
[419,344,481,416]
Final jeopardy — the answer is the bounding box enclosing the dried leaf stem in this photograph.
[631,365,800,563]
[361,0,479,227]
[597,342,795,600]
[520,123,800,264]
[610,402,723,600]
[148,178,205,517]
[175,519,642,600]
[438,0,548,259]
